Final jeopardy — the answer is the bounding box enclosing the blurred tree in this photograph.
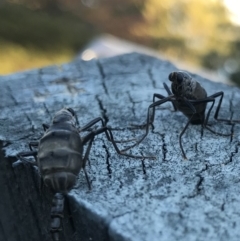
[137,0,235,66]
[8,0,62,11]
[3,0,240,86]
[0,2,96,74]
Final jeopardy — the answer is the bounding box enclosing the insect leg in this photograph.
[81,137,95,190]
[78,117,105,132]
[208,91,240,123]
[177,97,220,158]
[120,96,175,154]
[66,107,80,126]
[28,141,39,151]
[83,127,156,159]
[131,93,170,129]
[177,98,198,159]
[175,97,219,158]
[179,117,193,159]
[16,147,42,190]
[28,141,39,162]
[42,123,50,131]
[163,83,177,111]
[189,97,232,136]
[107,128,156,159]
[79,117,135,143]
[29,141,38,151]
[150,93,168,128]
[16,151,38,166]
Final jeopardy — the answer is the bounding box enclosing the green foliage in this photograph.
[201,51,226,70]
[230,71,240,86]
[0,4,95,52]
[0,3,96,74]
[112,2,144,16]
[141,0,234,59]
[2,0,240,86]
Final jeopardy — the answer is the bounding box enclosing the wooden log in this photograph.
[0,53,240,241]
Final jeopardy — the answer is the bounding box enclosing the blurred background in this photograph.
[1,0,240,86]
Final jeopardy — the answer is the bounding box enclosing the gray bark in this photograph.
[0,53,240,241]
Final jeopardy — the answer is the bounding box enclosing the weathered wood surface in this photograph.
[1,53,240,241]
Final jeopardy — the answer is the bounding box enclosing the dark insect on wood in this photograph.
[16,108,154,241]
[122,71,239,159]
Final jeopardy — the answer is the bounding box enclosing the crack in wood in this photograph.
[95,95,109,124]
[126,91,136,117]
[102,140,112,178]
[148,68,156,89]
[97,61,109,96]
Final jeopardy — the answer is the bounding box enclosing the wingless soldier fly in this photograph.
[17,108,154,241]
[122,71,239,159]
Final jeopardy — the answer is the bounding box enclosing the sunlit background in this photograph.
[1,0,240,86]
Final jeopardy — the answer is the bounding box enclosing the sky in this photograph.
[224,0,240,25]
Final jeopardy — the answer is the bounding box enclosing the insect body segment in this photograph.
[51,193,64,241]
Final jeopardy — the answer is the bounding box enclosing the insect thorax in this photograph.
[172,75,207,98]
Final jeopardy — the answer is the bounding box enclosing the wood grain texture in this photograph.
[0,53,240,241]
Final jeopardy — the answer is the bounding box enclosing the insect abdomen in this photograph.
[44,170,77,193]
[175,101,206,124]
[38,126,83,192]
